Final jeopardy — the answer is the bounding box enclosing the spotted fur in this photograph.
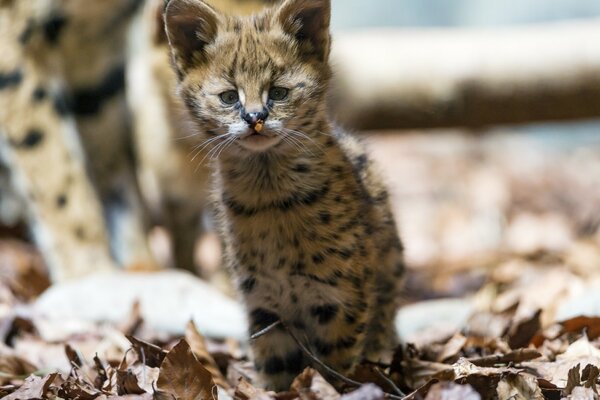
[165,0,404,390]
[0,0,155,279]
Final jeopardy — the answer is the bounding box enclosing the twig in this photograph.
[467,348,541,367]
[282,321,364,388]
[250,320,282,340]
[374,366,406,397]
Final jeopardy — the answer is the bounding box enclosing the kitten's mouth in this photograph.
[237,126,281,152]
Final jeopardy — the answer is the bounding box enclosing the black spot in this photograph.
[337,248,354,260]
[349,275,362,289]
[336,336,357,350]
[311,252,325,264]
[296,82,306,88]
[56,194,68,208]
[314,339,333,356]
[292,260,305,272]
[16,129,44,149]
[284,350,304,374]
[356,300,368,311]
[292,163,310,173]
[344,312,357,324]
[276,258,286,269]
[354,154,368,171]
[53,91,72,116]
[249,308,280,331]
[264,356,285,374]
[355,323,367,334]
[290,293,298,303]
[240,277,256,293]
[318,211,331,224]
[19,20,34,44]
[75,227,86,240]
[72,64,125,115]
[32,87,47,102]
[0,70,23,90]
[43,13,67,44]
[310,304,339,324]
[332,165,344,174]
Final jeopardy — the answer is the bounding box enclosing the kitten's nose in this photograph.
[241,108,269,127]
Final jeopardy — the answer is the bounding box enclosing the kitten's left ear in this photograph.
[164,0,220,77]
[274,0,331,62]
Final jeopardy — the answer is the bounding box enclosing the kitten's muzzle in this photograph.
[241,108,269,130]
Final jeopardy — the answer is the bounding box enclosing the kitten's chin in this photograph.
[237,133,282,152]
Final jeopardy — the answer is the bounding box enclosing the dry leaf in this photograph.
[425,382,481,400]
[496,373,544,400]
[157,339,217,400]
[126,335,167,368]
[185,320,229,389]
[234,378,275,400]
[291,368,340,400]
[2,373,58,400]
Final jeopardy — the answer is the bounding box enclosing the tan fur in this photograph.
[0,0,158,278]
[165,0,404,390]
[0,1,116,280]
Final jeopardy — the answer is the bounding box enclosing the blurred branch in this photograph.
[330,19,600,130]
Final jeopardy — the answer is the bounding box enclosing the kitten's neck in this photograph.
[216,118,340,203]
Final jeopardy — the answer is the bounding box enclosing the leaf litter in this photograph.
[0,131,600,399]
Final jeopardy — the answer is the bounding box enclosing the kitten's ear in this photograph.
[274,0,331,62]
[164,0,220,76]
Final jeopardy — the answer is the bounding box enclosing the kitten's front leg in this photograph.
[248,308,306,391]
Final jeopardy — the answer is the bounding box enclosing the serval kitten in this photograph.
[165,0,404,390]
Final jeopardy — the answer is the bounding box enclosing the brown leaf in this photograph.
[157,339,217,400]
[424,382,481,400]
[496,373,543,400]
[508,309,542,349]
[561,316,600,340]
[0,240,50,301]
[0,352,37,383]
[119,300,143,337]
[234,378,275,400]
[65,344,83,368]
[58,380,101,400]
[565,364,582,395]
[581,364,599,392]
[290,368,340,400]
[349,363,400,395]
[185,320,229,389]
[116,369,145,395]
[126,335,167,368]
[3,373,58,400]
[436,333,467,363]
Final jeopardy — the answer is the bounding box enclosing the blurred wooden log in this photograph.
[330,20,600,130]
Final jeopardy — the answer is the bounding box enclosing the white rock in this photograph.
[33,271,247,341]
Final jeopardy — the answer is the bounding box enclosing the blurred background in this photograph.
[1,0,600,397]
[331,0,600,29]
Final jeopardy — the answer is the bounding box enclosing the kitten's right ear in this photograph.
[164,0,220,77]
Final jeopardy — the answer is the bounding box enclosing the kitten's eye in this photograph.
[268,87,288,101]
[219,90,239,105]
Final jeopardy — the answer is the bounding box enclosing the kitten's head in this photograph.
[164,0,331,153]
